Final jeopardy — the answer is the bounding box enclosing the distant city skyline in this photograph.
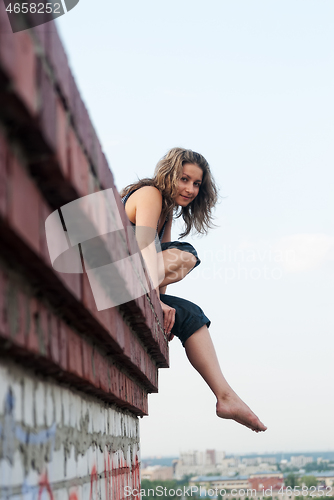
[143,450,334,457]
[140,446,334,496]
[142,449,334,485]
[142,450,334,462]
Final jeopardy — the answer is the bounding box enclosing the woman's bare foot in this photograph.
[216,391,267,432]
[183,325,267,433]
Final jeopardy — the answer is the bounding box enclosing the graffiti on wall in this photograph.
[0,387,140,499]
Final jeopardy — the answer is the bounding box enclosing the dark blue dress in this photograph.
[121,189,210,346]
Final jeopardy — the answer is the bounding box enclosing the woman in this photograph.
[121,147,267,433]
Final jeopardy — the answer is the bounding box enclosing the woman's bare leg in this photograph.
[184,325,267,432]
[159,249,197,288]
[159,251,266,431]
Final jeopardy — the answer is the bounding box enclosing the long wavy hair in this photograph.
[120,147,219,238]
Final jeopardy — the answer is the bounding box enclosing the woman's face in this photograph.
[174,163,203,207]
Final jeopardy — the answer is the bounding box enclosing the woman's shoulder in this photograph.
[131,185,163,202]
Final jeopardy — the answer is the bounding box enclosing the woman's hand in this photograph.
[160,300,175,341]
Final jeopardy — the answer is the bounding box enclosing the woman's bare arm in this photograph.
[131,187,175,333]
[132,186,162,289]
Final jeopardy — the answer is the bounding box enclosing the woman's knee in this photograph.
[171,250,197,274]
[163,248,195,273]
[180,251,197,272]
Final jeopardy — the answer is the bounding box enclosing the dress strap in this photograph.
[158,216,168,241]
[121,190,134,206]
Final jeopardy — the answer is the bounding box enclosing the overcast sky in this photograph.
[56,0,334,457]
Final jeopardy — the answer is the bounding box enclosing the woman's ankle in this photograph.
[215,386,235,404]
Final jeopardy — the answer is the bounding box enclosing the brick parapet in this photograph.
[0,8,168,418]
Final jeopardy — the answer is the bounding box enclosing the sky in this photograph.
[56,0,334,457]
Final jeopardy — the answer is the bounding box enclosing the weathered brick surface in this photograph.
[0,129,8,217]
[14,31,37,115]
[68,126,89,197]
[55,95,69,177]
[0,11,168,497]
[0,263,154,414]
[0,2,15,78]
[38,62,57,151]
[8,153,41,256]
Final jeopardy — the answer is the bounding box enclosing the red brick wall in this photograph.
[249,476,284,491]
[0,6,168,416]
